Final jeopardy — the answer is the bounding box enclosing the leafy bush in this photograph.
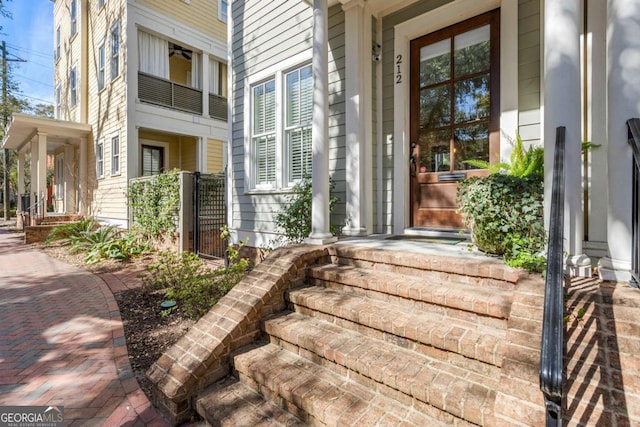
[141,233,249,318]
[457,174,545,271]
[464,133,544,179]
[84,233,149,264]
[45,218,99,244]
[127,169,181,241]
[273,177,339,246]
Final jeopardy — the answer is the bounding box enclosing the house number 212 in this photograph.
[396,55,402,84]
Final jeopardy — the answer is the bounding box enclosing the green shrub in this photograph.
[45,218,99,244]
[127,169,181,241]
[464,133,544,179]
[84,233,149,264]
[141,233,249,318]
[273,177,339,246]
[457,174,545,271]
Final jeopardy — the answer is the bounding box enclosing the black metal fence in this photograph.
[628,118,640,287]
[192,172,226,259]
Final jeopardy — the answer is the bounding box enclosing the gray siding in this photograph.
[518,0,541,143]
[230,1,346,242]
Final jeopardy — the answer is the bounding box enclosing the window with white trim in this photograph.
[97,0,105,10]
[97,41,105,90]
[285,64,312,184]
[96,139,104,178]
[252,79,276,187]
[219,0,228,22]
[70,0,78,38]
[110,20,120,80]
[111,135,120,175]
[69,65,77,107]
[248,62,313,190]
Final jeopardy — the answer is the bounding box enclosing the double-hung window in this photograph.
[69,66,77,107]
[96,139,104,178]
[219,0,228,22]
[111,135,120,175]
[97,42,105,90]
[285,65,312,184]
[110,21,120,81]
[248,62,312,191]
[70,0,78,38]
[252,79,276,188]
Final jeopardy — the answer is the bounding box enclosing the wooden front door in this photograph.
[409,10,500,229]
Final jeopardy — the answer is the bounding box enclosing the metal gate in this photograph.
[193,171,226,259]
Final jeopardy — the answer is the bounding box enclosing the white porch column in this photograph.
[17,150,25,211]
[340,0,373,236]
[202,55,210,118]
[64,144,76,214]
[36,133,47,217]
[78,137,87,215]
[543,0,591,276]
[306,0,337,245]
[197,137,208,173]
[599,0,640,282]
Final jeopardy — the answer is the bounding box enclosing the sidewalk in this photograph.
[0,226,169,426]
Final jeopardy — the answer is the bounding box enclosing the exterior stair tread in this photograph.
[288,285,505,367]
[233,342,455,427]
[307,262,513,319]
[262,311,497,425]
[197,376,306,427]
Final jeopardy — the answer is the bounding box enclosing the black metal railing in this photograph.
[540,126,566,427]
[628,118,640,287]
[138,72,203,115]
[209,93,228,121]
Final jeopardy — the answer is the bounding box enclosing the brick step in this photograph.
[232,342,459,427]
[263,312,497,425]
[196,376,306,427]
[328,245,521,291]
[307,263,512,328]
[288,285,505,368]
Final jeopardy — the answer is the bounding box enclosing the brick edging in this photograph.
[146,245,330,424]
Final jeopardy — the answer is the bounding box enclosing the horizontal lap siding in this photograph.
[518,0,541,144]
[137,0,225,41]
[230,1,346,240]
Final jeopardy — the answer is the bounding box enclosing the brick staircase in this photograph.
[146,245,542,426]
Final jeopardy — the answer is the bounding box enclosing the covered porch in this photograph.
[2,113,92,221]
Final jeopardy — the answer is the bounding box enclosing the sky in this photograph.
[1,0,54,106]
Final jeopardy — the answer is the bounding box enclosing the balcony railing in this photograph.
[139,71,203,115]
[209,93,228,121]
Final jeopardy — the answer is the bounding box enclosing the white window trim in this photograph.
[96,139,105,179]
[110,132,121,176]
[243,50,312,193]
[218,0,228,23]
[97,40,106,91]
[54,84,61,119]
[69,64,78,108]
[70,0,78,38]
[110,20,121,81]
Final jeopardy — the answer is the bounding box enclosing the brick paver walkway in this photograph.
[0,227,169,426]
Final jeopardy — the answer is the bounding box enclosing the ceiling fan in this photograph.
[169,43,192,60]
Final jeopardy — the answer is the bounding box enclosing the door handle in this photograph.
[410,142,417,176]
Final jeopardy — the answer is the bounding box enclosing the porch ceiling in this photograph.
[2,113,92,153]
[327,0,418,16]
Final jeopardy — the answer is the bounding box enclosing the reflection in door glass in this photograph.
[454,124,489,170]
[420,39,450,87]
[419,130,450,172]
[454,25,490,77]
[420,84,451,129]
[454,75,489,124]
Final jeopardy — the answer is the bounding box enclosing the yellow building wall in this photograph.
[207,139,224,173]
[85,0,128,221]
[181,138,197,172]
[137,0,226,41]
